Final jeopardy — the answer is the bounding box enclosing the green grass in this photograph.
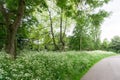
[0,50,116,80]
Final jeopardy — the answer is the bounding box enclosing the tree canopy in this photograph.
[0,0,113,58]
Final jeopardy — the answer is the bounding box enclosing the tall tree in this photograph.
[69,0,110,50]
[47,8,59,50]
[0,0,48,58]
[56,0,75,50]
[0,0,25,58]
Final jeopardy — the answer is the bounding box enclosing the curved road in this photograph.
[81,56,120,80]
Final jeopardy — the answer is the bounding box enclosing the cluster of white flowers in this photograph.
[0,51,115,80]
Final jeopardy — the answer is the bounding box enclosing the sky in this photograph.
[101,0,120,41]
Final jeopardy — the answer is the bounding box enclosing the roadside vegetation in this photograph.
[102,36,120,53]
[0,51,116,80]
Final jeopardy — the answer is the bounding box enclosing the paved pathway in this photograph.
[81,56,120,80]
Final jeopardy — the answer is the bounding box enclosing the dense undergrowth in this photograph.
[0,50,116,80]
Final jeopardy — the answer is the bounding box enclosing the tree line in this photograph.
[102,36,120,53]
[1,0,119,59]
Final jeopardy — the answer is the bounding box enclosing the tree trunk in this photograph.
[79,36,82,51]
[60,9,65,51]
[47,8,59,50]
[63,17,67,38]
[62,17,67,50]
[5,26,17,58]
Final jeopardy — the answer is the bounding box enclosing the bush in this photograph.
[109,36,120,53]
[0,51,116,80]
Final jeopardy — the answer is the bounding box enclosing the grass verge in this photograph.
[0,50,116,80]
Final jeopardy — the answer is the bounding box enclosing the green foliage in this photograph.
[90,10,109,27]
[0,0,111,57]
[109,36,120,53]
[0,51,115,80]
[101,39,109,50]
[86,0,110,8]
[0,0,111,52]
[68,0,110,51]
[0,0,48,51]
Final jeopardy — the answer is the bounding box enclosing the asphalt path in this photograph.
[81,56,120,80]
